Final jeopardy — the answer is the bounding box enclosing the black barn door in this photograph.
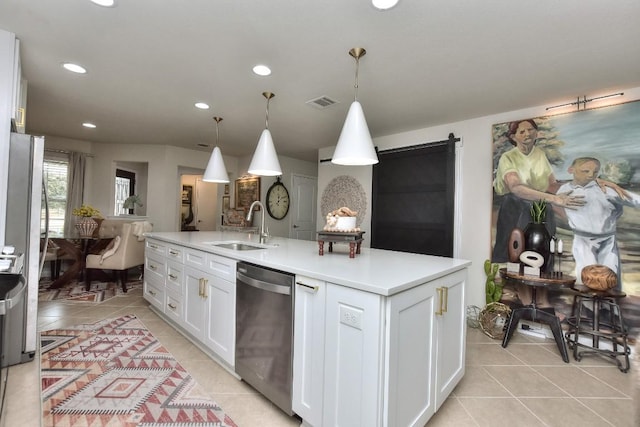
[371,136,457,256]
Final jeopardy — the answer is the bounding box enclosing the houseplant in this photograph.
[72,204,102,237]
[478,259,511,339]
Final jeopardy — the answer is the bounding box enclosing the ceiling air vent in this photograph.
[306,95,339,109]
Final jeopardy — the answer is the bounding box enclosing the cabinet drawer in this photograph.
[166,260,184,295]
[205,253,236,281]
[146,239,167,257]
[144,275,165,310]
[167,245,184,263]
[165,290,183,323]
[145,252,166,283]
[184,248,207,270]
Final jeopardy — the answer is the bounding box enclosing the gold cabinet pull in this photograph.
[168,273,177,280]
[442,286,448,314]
[148,264,157,271]
[296,281,319,293]
[169,250,179,255]
[168,303,177,310]
[148,289,156,296]
[436,287,444,316]
[202,278,208,298]
[198,278,204,297]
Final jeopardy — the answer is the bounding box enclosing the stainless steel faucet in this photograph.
[247,200,268,244]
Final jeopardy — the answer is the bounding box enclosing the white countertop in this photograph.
[145,231,471,296]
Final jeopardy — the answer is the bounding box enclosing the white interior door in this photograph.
[289,174,317,240]
[195,177,218,231]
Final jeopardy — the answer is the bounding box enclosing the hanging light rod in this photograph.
[545,92,624,111]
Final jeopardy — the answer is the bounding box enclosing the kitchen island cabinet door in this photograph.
[292,276,326,426]
[183,266,208,340]
[434,269,466,409]
[323,283,383,427]
[386,281,438,426]
[203,274,235,367]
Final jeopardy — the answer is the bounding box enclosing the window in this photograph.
[115,169,136,215]
[42,155,69,237]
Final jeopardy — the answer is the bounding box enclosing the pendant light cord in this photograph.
[213,117,222,145]
[354,56,360,102]
[265,97,270,129]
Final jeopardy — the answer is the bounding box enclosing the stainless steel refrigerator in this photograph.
[3,132,44,365]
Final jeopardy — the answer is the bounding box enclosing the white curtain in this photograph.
[63,152,86,235]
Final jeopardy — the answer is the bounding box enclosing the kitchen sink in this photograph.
[206,241,268,251]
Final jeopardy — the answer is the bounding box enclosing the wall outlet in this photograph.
[339,305,363,330]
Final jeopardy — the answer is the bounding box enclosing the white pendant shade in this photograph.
[332,101,378,165]
[248,129,282,176]
[202,146,229,183]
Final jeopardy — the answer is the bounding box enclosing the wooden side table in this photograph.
[499,268,576,363]
[317,231,365,258]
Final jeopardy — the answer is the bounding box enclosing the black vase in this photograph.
[523,222,552,272]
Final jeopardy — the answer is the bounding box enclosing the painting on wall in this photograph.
[235,176,260,212]
[490,100,640,338]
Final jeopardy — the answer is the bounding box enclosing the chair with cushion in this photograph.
[84,221,151,292]
[40,238,75,280]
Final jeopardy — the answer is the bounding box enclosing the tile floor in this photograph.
[2,288,637,427]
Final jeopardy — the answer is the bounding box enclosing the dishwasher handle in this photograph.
[237,271,291,296]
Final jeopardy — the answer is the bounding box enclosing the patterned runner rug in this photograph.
[39,279,144,303]
[41,314,237,427]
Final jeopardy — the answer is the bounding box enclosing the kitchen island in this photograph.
[143,231,471,427]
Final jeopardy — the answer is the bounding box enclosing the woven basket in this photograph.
[479,302,512,340]
[582,264,617,291]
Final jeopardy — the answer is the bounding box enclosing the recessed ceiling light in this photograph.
[82,122,97,128]
[195,102,210,110]
[252,65,271,76]
[372,0,399,10]
[62,63,87,74]
[90,0,116,7]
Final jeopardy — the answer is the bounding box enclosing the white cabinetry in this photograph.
[144,239,167,311]
[175,247,237,367]
[292,269,467,427]
[323,283,383,427]
[144,239,186,318]
[292,276,326,426]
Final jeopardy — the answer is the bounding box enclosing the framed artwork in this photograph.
[224,184,230,195]
[235,176,261,212]
[222,195,230,211]
[181,185,193,205]
[490,100,640,338]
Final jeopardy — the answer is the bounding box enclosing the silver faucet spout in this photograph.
[247,200,268,244]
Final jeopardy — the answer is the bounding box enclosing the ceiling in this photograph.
[2,0,639,163]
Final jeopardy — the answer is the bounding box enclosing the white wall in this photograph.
[319,87,640,309]
[236,154,318,239]
[42,135,317,235]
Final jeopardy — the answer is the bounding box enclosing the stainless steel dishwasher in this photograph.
[235,262,295,416]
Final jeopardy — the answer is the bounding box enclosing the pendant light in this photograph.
[332,47,379,166]
[248,92,282,176]
[202,117,230,183]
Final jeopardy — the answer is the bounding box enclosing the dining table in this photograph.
[47,236,113,289]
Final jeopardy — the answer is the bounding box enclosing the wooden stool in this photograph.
[565,284,630,372]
